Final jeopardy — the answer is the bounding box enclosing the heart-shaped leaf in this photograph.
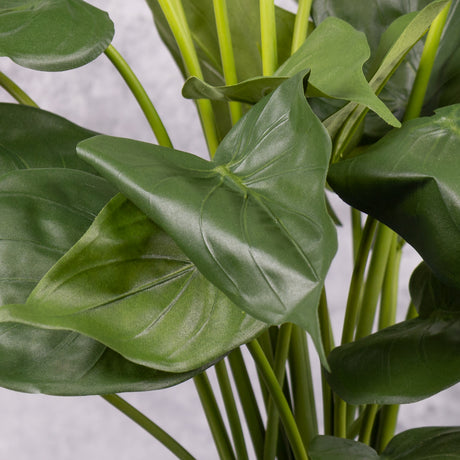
[2,195,266,372]
[0,0,114,71]
[0,103,99,176]
[328,104,460,289]
[77,73,337,363]
[327,262,460,404]
[308,436,379,460]
[182,18,399,127]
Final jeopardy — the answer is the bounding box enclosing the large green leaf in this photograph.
[76,73,337,362]
[328,104,460,290]
[0,0,114,71]
[0,103,99,176]
[327,261,460,404]
[308,428,460,460]
[1,195,266,372]
[182,17,399,127]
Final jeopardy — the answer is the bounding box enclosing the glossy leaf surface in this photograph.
[77,73,337,361]
[4,195,266,372]
[308,436,379,460]
[0,0,114,71]
[182,18,399,127]
[327,262,460,404]
[328,105,460,289]
[0,104,99,176]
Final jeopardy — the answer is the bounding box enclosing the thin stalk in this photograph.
[355,224,393,340]
[264,323,293,460]
[403,1,452,122]
[0,71,39,107]
[228,348,265,460]
[215,360,249,460]
[104,45,172,148]
[376,405,399,453]
[333,398,347,438]
[257,329,275,408]
[194,372,236,460]
[260,0,278,75]
[358,404,379,445]
[247,340,309,460]
[102,394,195,460]
[157,0,219,155]
[212,0,242,124]
[351,208,363,262]
[289,324,318,449]
[341,216,378,345]
[291,0,313,54]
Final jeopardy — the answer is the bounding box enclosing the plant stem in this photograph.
[260,0,278,75]
[247,339,309,460]
[102,394,195,460]
[351,208,362,262]
[291,0,313,54]
[215,359,249,460]
[104,45,173,148]
[264,323,293,460]
[228,348,265,459]
[0,71,39,107]
[376,404,399,452]
[157,0,219,155]
[358,404,379,445]
[355,224,393,340]
[403,1,452,122]
[194,372,236,460]
[212,0,243,124]
[289,324,318,449]
[341,217,378,345]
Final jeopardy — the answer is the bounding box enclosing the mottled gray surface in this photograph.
[0,1,458,459]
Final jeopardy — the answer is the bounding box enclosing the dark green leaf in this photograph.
[3,195,266,372]
[381,426,460,459]
[308,436,379,460]
[182,18,399,127]
[328,104,460,290]
[77,73,337,363]
[0,103,99,176]
[0,0,114,71]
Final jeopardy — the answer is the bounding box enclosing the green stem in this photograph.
[358,404,379,445]
[289,324,318,449]
[403,1,452,122]
[333,398,347,438]
[194,372,236,460]
[104,45,173,148]
[291,0,313,54]
[376,404,399,453]
[157,0,219,155]
[247,340,309,460]
[264,323,293,460]
[212,0,243,124]
[215,360,249,460]
[355,224,393,340]
[102,394,195,460]
[260,0,278,75]
[228,348,265,459]
[0,71,38,107]
[351,208,363,262]
[341,216,378,345]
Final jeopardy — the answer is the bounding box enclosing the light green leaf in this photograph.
[76,73,337,364]
[0,0,114,71]
[308,436,379,460]
[3,195,266,372]
[328,104,460,290]
[182,18,399,127]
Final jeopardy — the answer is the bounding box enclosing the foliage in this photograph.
[0,0,459,458]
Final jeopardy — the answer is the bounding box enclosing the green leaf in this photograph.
[3,195,266,372]
[308,436,379,460]
[327,262,460,405]
[328,104,460,289]
[182,18,399,127]
[0,103,99,176]
[77,73,337,363]
[381,426,460,459]
[0,0,114,71]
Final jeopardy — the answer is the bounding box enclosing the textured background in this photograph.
[0,1,458,459]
